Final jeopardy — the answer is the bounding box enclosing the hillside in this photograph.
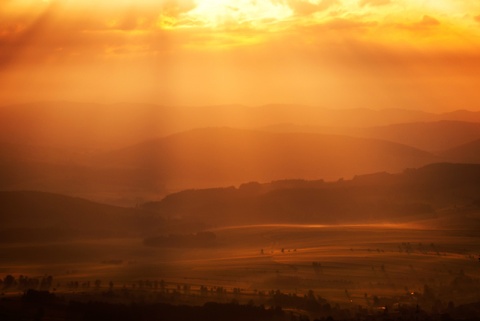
[2,102,480,152]
[262,121,480,152]
[3,102,480,204]
[439,139,480,163]
[142,163,480,227]
[97,127,438,188]
[0,128,439,198]
[0,160,166,204]
[0,191,162,242]
[352,121,480,152]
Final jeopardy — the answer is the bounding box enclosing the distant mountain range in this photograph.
[2,163,479,244]
[142,163,480,227]
[1,127,441,200]
[439,139,480,163]
[2,102,480,150]
[1,102,480,204]
[262,121,480,152]
[94,127,438,188]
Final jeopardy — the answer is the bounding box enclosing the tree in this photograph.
[3,275,15,289]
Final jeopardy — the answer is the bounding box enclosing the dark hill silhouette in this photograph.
[142,163,480,227]
[97,127,438,188]
[439,139,480,163]
[0,191,162,241]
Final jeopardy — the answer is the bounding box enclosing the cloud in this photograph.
[324,18,377,30]
[0,0,195,69]
[287,0,339,16]
[161,0,196,15]
[0,2,58,70]
[299,17,377,33]
[418,15,440,27]
[359,0,391,7]
[392,15,441,32]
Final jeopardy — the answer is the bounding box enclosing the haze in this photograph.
[1,0,480,110]
[1,1,480,321]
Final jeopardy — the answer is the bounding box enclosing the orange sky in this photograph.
[1,0,480,111]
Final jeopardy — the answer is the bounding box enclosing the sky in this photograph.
[1,0,480,111]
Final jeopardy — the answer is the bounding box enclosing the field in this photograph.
[1,223,478,309]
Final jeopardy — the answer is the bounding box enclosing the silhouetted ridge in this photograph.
[439,139,480,163]
[142,163,480,226]
[0,191,162,241]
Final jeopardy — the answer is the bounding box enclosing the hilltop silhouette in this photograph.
[0,191,162,242]
[142,163,480,227]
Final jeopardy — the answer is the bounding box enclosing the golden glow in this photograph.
[185,0,293,28]
[1,0,480,109]
[3,0,480,46]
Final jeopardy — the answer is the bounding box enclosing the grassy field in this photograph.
[1,223,479,307]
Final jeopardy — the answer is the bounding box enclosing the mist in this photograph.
[1,1,480,320]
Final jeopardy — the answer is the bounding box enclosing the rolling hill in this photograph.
[96,127,439,189]
[350,121,480,152]
[262,121,480,152]
[2,102,480,152]
[0,191,162,242]
[3,102,480,204]
[439,139,480,164]
[143,163,480,227]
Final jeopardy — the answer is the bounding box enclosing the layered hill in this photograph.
[2,102,480,151]
[439,139,480,163]
[142,163,480,227]
[262,121,480,152]
[346,121,480,152]
[96,127,438,188]
[2,102,480,204]
[2,163,479,244]
[0,191,162,242]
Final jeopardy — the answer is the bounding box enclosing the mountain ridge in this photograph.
[142,162,480,227]
[2,101,480,151]
[94,127,439,188]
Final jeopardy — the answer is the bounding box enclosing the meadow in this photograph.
[2,223,478,310]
